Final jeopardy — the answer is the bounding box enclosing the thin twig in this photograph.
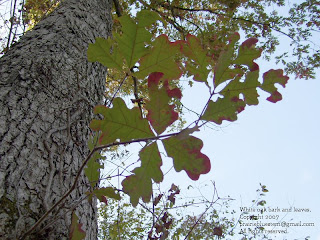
[137,0,186,37]
[6,0,18,49]
[161,4,297,43]
[19,130,183,239]
[183,182,219,239]
[105,73,129,107]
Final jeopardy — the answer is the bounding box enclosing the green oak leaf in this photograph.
[69,213,86,240]
[201,93,246,124]
[260,69,289,103]
[89,98,154,145]
[145,72,182,135]
[214,34,262,88]
[163,136,210,180]
[213,33,240,87]
[122,171,151,207]
[88,10,160,70]
[87,37,123,70]
[182,34,212,86]
[220,70,261,106]
[115,10,161,68]
[84,154,103,188]
[234,38,262,71]
[92,187,121,204]
[122,142,163,207]
[136,34,183,80]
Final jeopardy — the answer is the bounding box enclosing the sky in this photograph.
[176,67,320,239]
[159,1,320,238]
[114,53,320,239]
[159,10,320,236]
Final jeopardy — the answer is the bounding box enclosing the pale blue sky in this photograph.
[171,19,320,237]
[177,69,320,239]
[170,1,320,238]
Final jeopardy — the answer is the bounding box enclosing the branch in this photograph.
[183,182,220,239]
[112,0,122,17]
[137,0,186,37]
[105,73,129,107]
[130,68,143,117]
[161,4,297,43]
[6,0,18,50]
[19,130,183,239]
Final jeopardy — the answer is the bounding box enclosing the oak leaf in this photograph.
[122,142,163,206]
[90,98,154,145]
[145,72,182,134]
[163,136,211,180]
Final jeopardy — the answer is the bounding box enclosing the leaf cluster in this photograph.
[84,9,288,211]
[1,0,319,78]
[127,0,319,79]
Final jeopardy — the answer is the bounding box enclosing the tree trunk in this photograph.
[0,0,112,239]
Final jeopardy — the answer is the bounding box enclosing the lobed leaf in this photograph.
[234,38,262,71]
[182,34,212,86]
[213,33,240,87]
[201,93,246,124]
[69,213,86,240]
[87,38,123,70]
[136,34,183,80]
[206,34,268,124]
[220,70,261,106]
[213,34,262,90]
[145,72,182,134]
[88,10,161,70]
[260,69,289,103]
[122,142,163,206]
[115,10,161,68]
[163,136,211,180]
[89,98,154,145]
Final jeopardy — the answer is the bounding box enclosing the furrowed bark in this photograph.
[0,0,112,239]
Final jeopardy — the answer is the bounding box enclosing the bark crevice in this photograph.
[0,0,112,239]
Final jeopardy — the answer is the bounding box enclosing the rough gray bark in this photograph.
[0,0,112,239]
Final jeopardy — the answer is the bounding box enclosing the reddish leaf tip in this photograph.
[101,196,108,205]
[164,81,182,99]
[231,96,240,102]
[251,62,259,71]
[186,152,211,180]
[267,91,282,103]
[148,72,164,87]
[167,88,182,99]
[228,32,240,43]
[241,37,258,49]
[77,223,86,234]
